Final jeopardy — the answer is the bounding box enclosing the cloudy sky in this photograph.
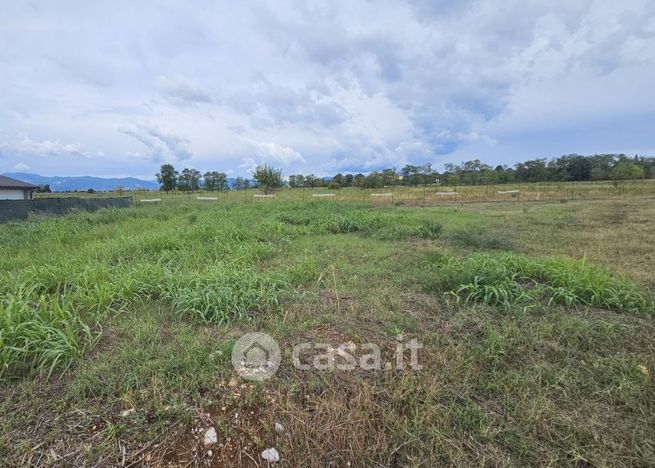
[1,0,654,179]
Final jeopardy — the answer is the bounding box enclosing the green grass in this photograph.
[1,197,654,465]
[419,252,655,314]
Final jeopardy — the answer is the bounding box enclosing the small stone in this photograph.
[638,365,649,376]
[274,422,285,434]
[202,427,218,447]
[261,447,280,463]
[207,450,213,457]
[120,408,135,417]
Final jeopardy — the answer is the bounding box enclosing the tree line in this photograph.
[155,154,654,192]
[155,164,283,193]
[291,154,653,188]
[156,165,232,192]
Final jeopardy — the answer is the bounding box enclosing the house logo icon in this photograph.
[231,332,281,381]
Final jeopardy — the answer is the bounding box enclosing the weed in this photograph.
[422,253,655,314]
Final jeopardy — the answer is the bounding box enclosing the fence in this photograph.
[131,179,655,206]
[0,197,132,223]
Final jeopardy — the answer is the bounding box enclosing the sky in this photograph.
[1,0,654,180]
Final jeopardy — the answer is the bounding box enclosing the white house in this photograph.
[0,175,38,200]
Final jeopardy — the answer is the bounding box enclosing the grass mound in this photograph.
[0,290,95,378]
[422,253,655,314]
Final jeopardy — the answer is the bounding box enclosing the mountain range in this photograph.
[2,172,160,192]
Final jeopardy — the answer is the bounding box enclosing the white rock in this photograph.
[261,447,280,463]
[202,427,218,447]
[120,408,135,417]
[274,422,285,434]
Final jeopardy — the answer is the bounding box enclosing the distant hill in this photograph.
[1,172,160,192]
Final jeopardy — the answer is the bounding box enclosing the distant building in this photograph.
[0,175,38,200]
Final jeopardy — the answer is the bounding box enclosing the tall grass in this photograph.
[0,203,297,378]
[0,289,95,378]
[421,253,655,314]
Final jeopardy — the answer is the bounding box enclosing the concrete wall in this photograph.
[0,197,132,223]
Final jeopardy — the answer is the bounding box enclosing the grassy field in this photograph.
[35,178,655,205]
[1,195,654,466]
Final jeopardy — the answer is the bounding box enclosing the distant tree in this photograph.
[333,173,345,187]
[401,164,421,186]
[514,159,549,183]
[178,168,201,191]
[381,168,399,186]
[288,174,307,188]
[304,174,324,188]
[611,162,645,180]
[344,174,354,186]
[87,188,95,194]
[565,155,593,181]
[253,164,283,194]
[37,184,51,193]
[203,171,228,192]
[364,172,384,188]
[203,171,217,191]
[353,173,365,189]
[217,172,228,191]
[156,164,178,192]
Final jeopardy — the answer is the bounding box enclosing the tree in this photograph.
[217,172,228,192]
[288,174,306,188]
[514,159,549,182]
[178,168,201,191]
[304,174,323,188]
[381,168,399,186]
[353,173,365,189]
[253,164,284,194]
[401,164,421,186]
[364,172,384,188]
[611,162,645,180]
[203,171,217,191]
[203,171,228,192]
[156,164,178,192]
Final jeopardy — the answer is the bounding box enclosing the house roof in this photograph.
[0,175,39,189]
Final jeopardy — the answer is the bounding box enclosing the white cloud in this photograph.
[0,136,89,158]
[157,75,213,106]
[0,0,653,177]
[254,141,306,165]
[13,162,30,171]
[119,123,193,162]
